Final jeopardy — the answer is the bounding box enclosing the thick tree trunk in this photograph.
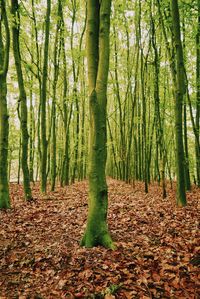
[81,0,115,249]
[0,0,10,209]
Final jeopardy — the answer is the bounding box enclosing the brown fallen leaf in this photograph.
[104,295,115,299]
[0,179,199,298]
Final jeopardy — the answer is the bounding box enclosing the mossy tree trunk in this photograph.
[151,12,167,198]
[60,3,72,187]
[50,0,62,191]
[157,0,186,204]
[31,0,42,183]
[11,0,32,200]
[40,0,51,193]
[0,0,10,209]
[171,0,187,206]
[182,16,191,191]
[70,1,79,184]
[196,0,200,186]
[113,26,125,181]
[81,0,115,249]
[70,3,86,184]
[29,72,35,183]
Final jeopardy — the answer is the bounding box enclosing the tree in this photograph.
[171,0,187,206]
[40,0,51,193]
[0,0,10,209]
[50,0,62,191]
[196,0,200,186]
[81,0,115,249]
[11,0,32,200]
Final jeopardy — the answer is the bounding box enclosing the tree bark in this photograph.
[11,0,32,200]
[171,0,187,206]
[81,0,115,249]
[40,0,51,193]
[0,0,10,209]
[196,0,200,186]
[50,0,62,191]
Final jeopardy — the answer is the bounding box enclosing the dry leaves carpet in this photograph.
[0,179,199,298]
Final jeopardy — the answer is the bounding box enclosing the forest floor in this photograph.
[0,179,199,299]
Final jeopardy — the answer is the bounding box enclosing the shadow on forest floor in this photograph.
[0,179,199,298]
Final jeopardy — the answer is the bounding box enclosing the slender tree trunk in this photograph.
[107,117,119,178]
[70,3,87,183]
[123,13,135,183]
[138,0,148,192]
[151,13,167,197]
[11,0,32,200]
[183,98,191,190]
[31,0,42,182]
[60,9,73,186]
[196,0,200,186]
[157,0,187,204]
[81,0,115,249]
[80,69,86,181]
[171,0,186,206]
[113,26,125,180]
[70,1,79,184]
[17,136,21,184]
[40,0,51,193]
[182,15,191,190]
[51,0,61,191]
[29,74,34,183]
[0,0,10,209]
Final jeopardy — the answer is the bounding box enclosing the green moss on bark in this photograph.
[0,0,10,209]
[81,0,114,249]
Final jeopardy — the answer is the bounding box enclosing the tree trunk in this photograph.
[50,0,61,191]
[59,4,71,187]
[196,0,200,186]
[81,0,115,249]
[40,0,51,193]
[171,0,187,206]
[29,74,35,183]
[0,0,10,209]
[182,15,191,191]
[11,0,32,200]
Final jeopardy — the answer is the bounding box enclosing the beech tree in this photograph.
[40,0,51,193]
[171,0,187,206]
[11,0,32,200]
[196,0,200,186]
[81,0,115,249]
[0,0,10,209]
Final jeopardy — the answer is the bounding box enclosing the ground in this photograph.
[0,179,199,298]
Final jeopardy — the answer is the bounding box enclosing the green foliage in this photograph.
[105,283,122,295]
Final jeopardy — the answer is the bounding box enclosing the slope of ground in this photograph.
[0,179,199,298]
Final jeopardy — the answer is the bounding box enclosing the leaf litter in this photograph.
[0,179,199,298]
